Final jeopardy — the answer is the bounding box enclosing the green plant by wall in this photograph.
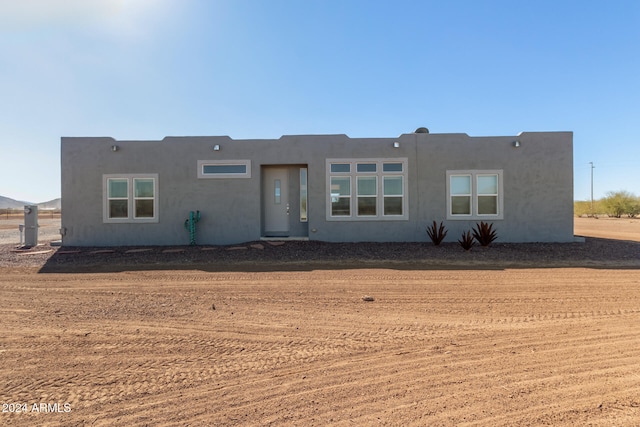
[458,230,475,251]
[184,210,201,245]
[426,221,448,245]
[472,221,498,246]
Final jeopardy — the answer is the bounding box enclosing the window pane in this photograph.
[383,176,402,195]
[203,164,247,174]
[274,179,281,204]
[331,198,350,216]
[109,179,128,198]
[134,179,154,198]
[300,168,307,222]
[356,163,376,172]
[357,176,376,196]
[300,168,307,186]
[300,193,307,221]
[384,197,403,215]
[330,163,350,173]
[383,163,403,172]
[135,199,154,218]
[451,196,471,215]
[478,175,498,195]
[358,197,376,216]
[451,175,471,195]
[109,200,128,218]
[478,196,498,215]
[331,177,350,197]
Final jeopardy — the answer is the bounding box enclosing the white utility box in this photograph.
[24,205,38,247]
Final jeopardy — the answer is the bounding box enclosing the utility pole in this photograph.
[589,162,595,213]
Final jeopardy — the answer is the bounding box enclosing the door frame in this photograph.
[261,165,309,239]
[262,167,289,237]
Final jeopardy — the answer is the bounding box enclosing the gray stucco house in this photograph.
[60,130,573,246]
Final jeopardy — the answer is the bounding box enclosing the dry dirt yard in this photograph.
[1,218,639,426]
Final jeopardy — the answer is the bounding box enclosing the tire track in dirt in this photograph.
[2,268,640,426]
[82,312,640,425]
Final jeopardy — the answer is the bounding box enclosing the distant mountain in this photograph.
[0,196,61,210]
[0,196,31,209]
[38,198,62,210]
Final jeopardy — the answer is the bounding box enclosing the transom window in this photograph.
[447,170,503,220]
[198,160,251,178]
[357,163,377,173]
[103,174,158,223]
[327,158,408,221]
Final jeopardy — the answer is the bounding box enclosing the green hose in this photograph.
[184,210,201,245]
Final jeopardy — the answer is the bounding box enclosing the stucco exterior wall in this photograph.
[61,131,573,246]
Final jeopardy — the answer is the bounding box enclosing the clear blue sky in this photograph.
[1,0,638,203]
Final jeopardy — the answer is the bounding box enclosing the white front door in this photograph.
[263,168,289,236]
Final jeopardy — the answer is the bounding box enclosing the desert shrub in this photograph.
[472,221,498,246]
[458,230,475,251]
[574,201,593,217]
[574,200,606,217]
[601,191,640,218]
[426,221,448,245]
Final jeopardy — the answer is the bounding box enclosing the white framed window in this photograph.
[383,176,404,215]
[103,174,158,223]
[198,160,251,179]
[447,170,503,220]
[326,158,408,221]
[330,176,351,216]
[357,176,377,216]
[450,174,472,216]
[477,174,499,216]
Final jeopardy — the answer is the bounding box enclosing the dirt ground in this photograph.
[574,216,640,242]
[1,218,639,426]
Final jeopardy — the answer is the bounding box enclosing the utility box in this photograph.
[24,205,38,247]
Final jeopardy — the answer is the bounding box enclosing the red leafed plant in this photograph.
[426,221,448,245]
[458,230,475,251]
[472,221,498,247]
